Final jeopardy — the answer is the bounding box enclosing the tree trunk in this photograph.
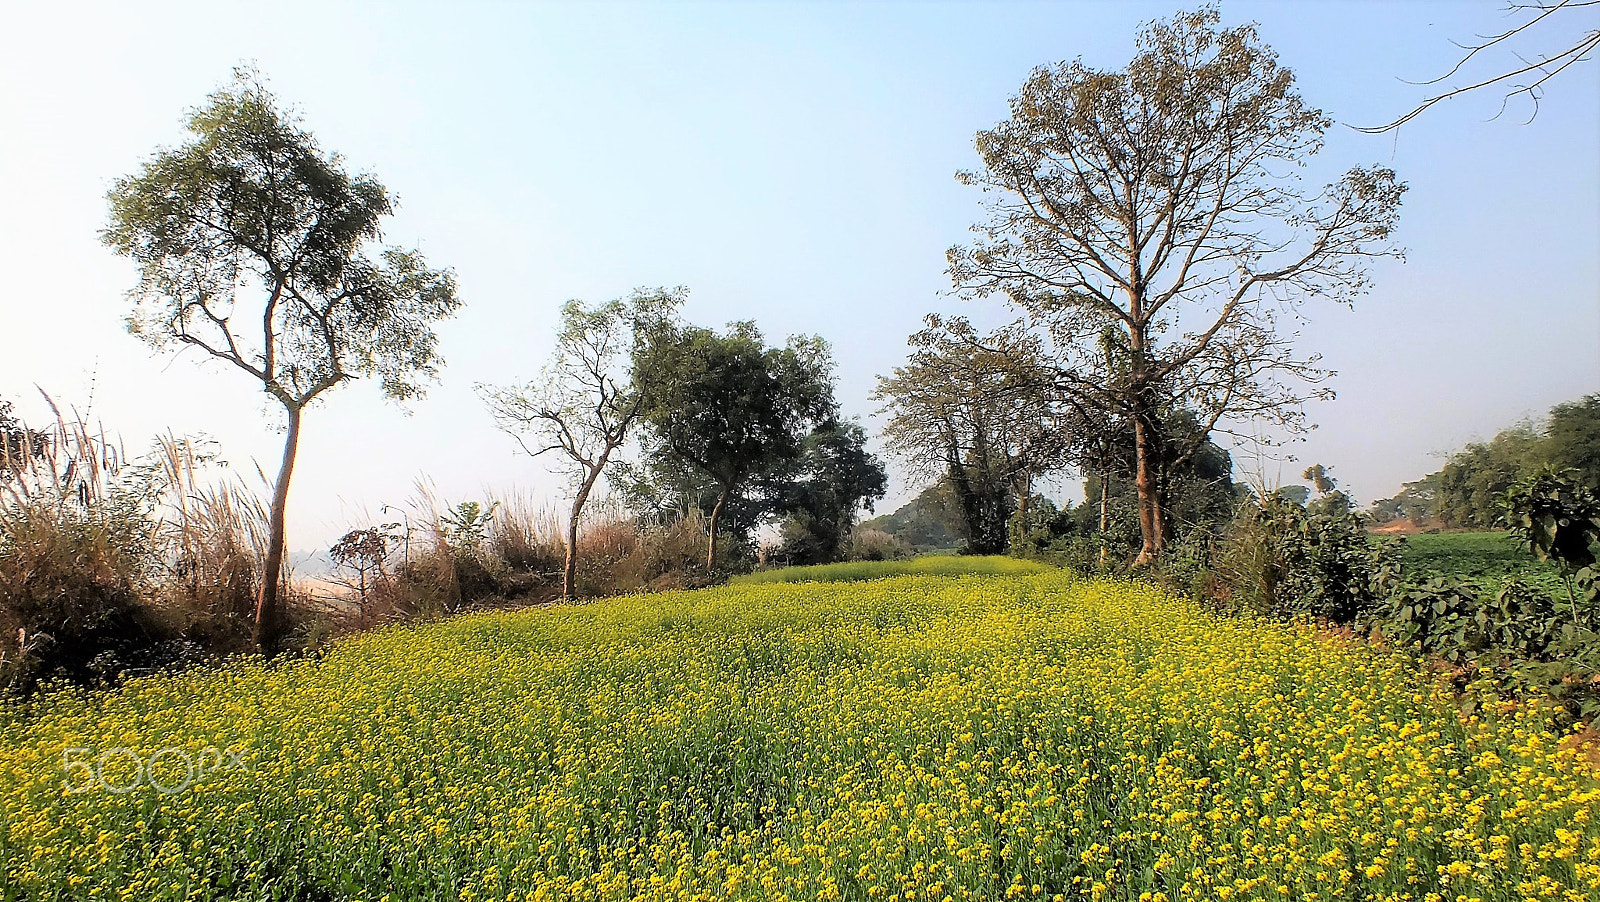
[563,475,597,602]
[256,403,302,656]
[1132,411,1163,567]
[706,487,731,571]
[1098,467,1110,568]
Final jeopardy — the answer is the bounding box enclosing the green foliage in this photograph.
[731,554,1051,585]
[103,69,461,409]
[1501,466,1600,574]
[1500,465,1600,654]
[439,501,499,555]
[1546,394,1600,494]
[1400,531,1565,597]
[632,319,838,567]
[1006,497,1078,559]
[1362,489,1600,722]
[1367,574,1600,721]
[873,318,1067,556]
[1067,422,1241,566]
[1213,492,1401,622]
[773,421,888,566]
[948,7,1403,560]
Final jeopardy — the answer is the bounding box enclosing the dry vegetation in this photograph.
[0,408,733,694]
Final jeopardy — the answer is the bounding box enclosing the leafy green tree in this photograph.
[103,71,460,653]
[948,8,1404,564]
[1545,394,1600,493]
[774,421,888,565]
[632,320,836,570]
[479,289,682,600]
[1433,424,1546,528]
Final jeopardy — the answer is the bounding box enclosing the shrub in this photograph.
[0,501,162,690]
[844,528,912,562]
[1,418,268,691]
[1212,492,1401,622]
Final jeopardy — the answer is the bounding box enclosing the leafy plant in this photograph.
[1214,492,1401,622]
[439,501,500,555]
[1501,465,1599,617]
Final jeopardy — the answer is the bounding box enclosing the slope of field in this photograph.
[1401,531,1567,596]
[732,554,1052,585]
[3,573,1598,901]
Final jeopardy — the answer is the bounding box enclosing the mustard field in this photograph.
[3,572,1598,902]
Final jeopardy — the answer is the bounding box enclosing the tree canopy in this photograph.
[103,69,460,652]
[632,320,837,569]
[948,8,1405,563]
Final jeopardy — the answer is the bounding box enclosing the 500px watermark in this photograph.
[62,746,247,795]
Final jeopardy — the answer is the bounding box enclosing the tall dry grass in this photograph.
[2,397,753,691]
[1,400,279,690]
[343,488,724,616]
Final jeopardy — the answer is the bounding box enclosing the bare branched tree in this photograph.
[948,8,1405,564]
[1359,0,1600,133]
[874,316,1073,553]
[478,289,682,600]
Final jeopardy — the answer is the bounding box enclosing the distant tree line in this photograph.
[1372,394,1600,529]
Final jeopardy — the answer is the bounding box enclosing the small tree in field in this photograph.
[948,8,1404,564]
[478,289,682,600]
[103,71,460,653]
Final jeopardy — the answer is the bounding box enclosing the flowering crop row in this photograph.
[2,572,1597,901]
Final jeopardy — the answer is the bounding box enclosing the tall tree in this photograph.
[479,289,682,600]
[948,8,1404,563]
[633,321,836,569]
[103,71,460,652]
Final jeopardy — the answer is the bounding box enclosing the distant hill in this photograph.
[859,482,963,552]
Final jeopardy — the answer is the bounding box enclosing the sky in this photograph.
[1,0,1597,556]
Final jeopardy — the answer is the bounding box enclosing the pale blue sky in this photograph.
[1,1,1596,552]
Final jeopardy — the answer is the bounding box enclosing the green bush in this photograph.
[1212,492,1401,622]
